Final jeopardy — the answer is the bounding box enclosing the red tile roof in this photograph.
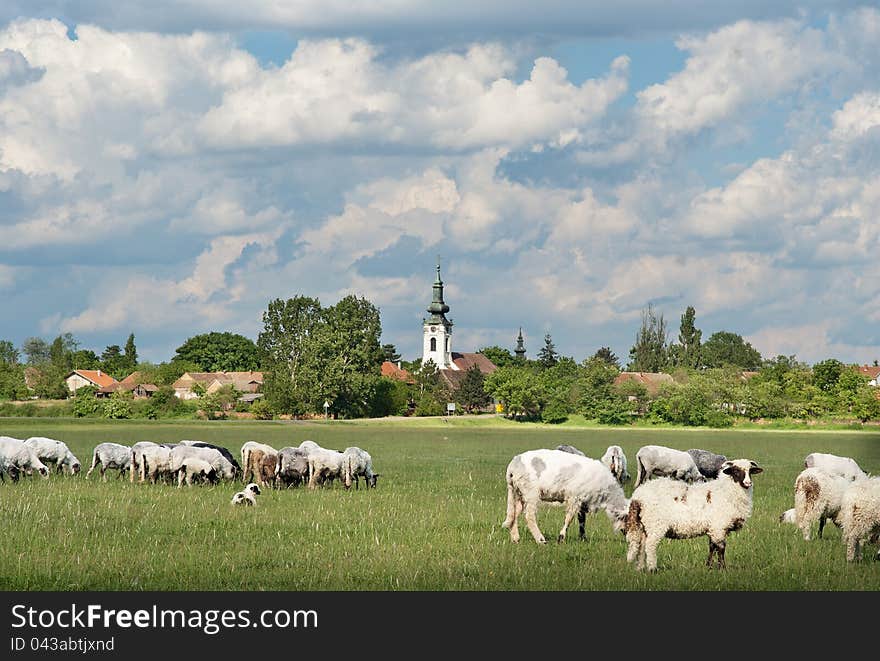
[451,352,498,375]
[381,361,413,383]
[69,369,118,389]
[854,365,880,379]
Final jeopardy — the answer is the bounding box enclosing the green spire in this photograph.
[426,258,451,324]
[515,328,526,360]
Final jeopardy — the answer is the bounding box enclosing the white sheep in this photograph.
[24,437,81,475]
[804,453,867,481]
[86,442,131,481]
[840,477,880,562]
[307,448,346,489]
[231,482,262,506]
[626,459,763,571]
[342,446,379,490]
[779,508,797,524]
[140,445,174,484]
[634,445,703,488]
[601,445,630,484]
[170,445,235,482]
[177,457,219,487]
[793,467,852,540]
[129,441,160,483]
[0,436,49,481]
[501,449,629,544]
[555,444,586,456]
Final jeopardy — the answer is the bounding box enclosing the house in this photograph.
[854,365,880,386]
[65,369,118,395]
[437,353,498,390]
[172,371,263,400]
[381,361,414,383]
[97,371,159,399]
[614,371,674,396]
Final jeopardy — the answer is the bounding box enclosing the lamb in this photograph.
[307,448,347,489]
[633,445,703,488]
[625,459,763,572]
[177,457,218,487]
[342,446,380,490]
[501,449,630,544]
[601,445,630,484]
[169,446,235,482]
[24,437,81,475]
[240,441,278,485]
[555,444,586,456]
[276,447,310,488]
[231,482,262,506]
[687,449,728,479]
[779,508,797,524]
[840,476,880,562]
[0,436,49,481]
[86,442,131,481]
[793,467,852,540]
[804,453,866,481]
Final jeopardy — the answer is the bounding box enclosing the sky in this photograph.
[1,2,880,366]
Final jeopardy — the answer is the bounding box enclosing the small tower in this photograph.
[422,259,457,370]
[514,327,526,362]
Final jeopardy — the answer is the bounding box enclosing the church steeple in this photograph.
[426,259,450,324]
[515,328,526,361]
[422,258,456,370]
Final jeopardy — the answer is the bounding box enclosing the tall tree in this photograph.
[477,346,516,368]
[537,333,559,369]
[700,331,762,370]
[675,306,702,369]
[812,359,844,392]
[22,337,50,365]
[0,340,20,365]
[627,303,669,372]
[382,343,401,363]
[592,346,620,368]
[123,333,138,371]
[174,332,259,372]
[455,365,490,413]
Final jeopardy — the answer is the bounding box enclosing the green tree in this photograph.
[22,337,50,365]
[672,306,701,369]
[627,303,669,372]
[477,346,516,368]
[455,365,490,413]
[123,333,138,372]
[484,366,545,419]
[71,349,100,370]
[49,334,77,372]
[812,359,844,392]
[592,346,620,368]
[700,331,762,370]
[174,332,260,372]
[382,344,401,363]
[369,377,410,417]
[0,340,19,365]
[101,344,127,378]
[537,333,559,369]
[0,363,26,400]
[578,356,620,419]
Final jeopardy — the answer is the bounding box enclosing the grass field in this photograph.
[1,417,879,591]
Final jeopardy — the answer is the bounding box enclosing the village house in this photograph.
[172,371,263,400]
[614,371,674,395]
[97,371,159,399]
[65,369,118,395]
[854,365,880,386]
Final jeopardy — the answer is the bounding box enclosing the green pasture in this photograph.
[1,417,879,590]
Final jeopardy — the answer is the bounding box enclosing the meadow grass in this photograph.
[1,417,879,590]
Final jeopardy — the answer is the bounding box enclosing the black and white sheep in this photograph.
[804,452,867,481]
[176,457,219,487]
[86,442,131,481]
[687,448,728,479]
[501,449,629,544]
[0,436,49,481]
[633,445,703,488]
[24,437,81,475]
[840,476,880,562]
[276,447,310,488]
[625,459,763,571]
[342,446,379,489]
[180,440,241,478]
[601,445,630,484]
[170,445,235,482]
[231,482,262,506]
[793,466,852,540]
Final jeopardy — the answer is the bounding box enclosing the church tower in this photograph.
[422,260,457,370]
[514,327,526,362]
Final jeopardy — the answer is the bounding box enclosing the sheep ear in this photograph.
[749,462,763,474]
[721,461,735,474]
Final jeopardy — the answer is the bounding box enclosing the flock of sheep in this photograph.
[0,436,380,506]
[502,444,879,571]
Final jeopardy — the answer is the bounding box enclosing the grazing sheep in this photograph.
[231,483,262,506]
[779,508,797,524]
[179,441,241,477]
[804,453,867,481]
[299,440,321,452]
[169,446,235,482]
[130,441,160,483]
[307,448,346,489]
[86,442,131,481]
[634,445,703,488]
[840,477,880,562]
[24,437,81,475]
[276,447,310,488]
[0,436,50,481]
[241,442,278,485]
[177,457,218,487]
[793,467,852,540]
[687,449,728,479]
[140,445,174,484]
[501,449,629,544]
[342,447,380,490]
[555,444,586,457]
[601,445,630,484]
[625,459,763,572]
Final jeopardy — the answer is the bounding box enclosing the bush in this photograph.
[596,399,633,425]
[72,387,101,418]
[414,394,445,417]
[102,393,132,419]
[249,398,273,420]
[704,410,734,428]
[540,398,569,424]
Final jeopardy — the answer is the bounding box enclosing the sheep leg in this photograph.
[508,498,523,543]
[626,530,644,567]
[711,538,727,569]
[578,504,587,541]
[644,533,661,572]
[523,502,545,544]
[557,501,578,543]
[85,461,97,480]
[846,534,860,562]
[817,516,826,539]
[100,465,107,482]
[502,484,517,529]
